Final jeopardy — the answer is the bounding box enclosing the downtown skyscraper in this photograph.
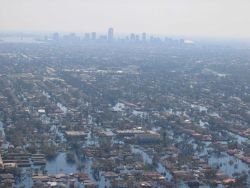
[108,28,114,41]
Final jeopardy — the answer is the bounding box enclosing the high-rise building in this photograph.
[91,32,96,40]
[85,33,90,40]
[52,32,59,41]
[130,33,136,41]
[135,35,140,41]
[108,28,114,41]
[142,32,147,41]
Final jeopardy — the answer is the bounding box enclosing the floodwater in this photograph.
[46,153,77,175]
[131,146,172,181]
[170,128,250,185]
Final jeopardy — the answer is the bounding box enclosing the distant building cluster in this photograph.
[49,28,187,45]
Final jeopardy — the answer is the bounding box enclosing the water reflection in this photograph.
[46,153,77,175]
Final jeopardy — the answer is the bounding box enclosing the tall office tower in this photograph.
[91,32,96,40]
[85,33,90,40]
[108,28,114,41]
[130,33,136,41]
[135,35,140,41]
[142,32,147,41]
[52,32,59,41]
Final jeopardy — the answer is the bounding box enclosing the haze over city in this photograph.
[1,0,250,38]
[0,1,250,188]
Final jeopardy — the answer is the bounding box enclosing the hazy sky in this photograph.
[1,0,250,38]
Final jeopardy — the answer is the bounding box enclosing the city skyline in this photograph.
[47,28,187,44]
[1,1,250,187]
[1,0,250,39]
